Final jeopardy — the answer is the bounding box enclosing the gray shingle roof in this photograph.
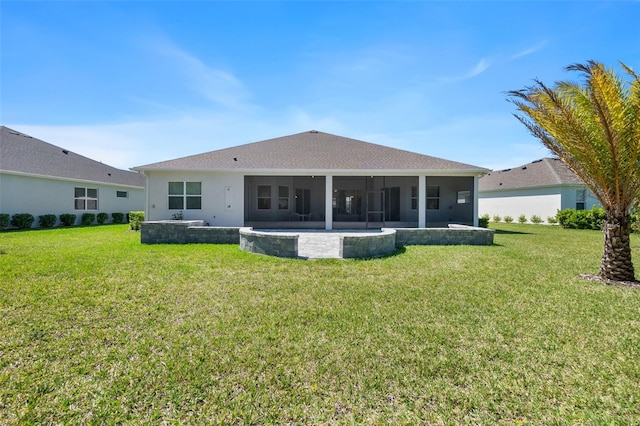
[0,126,144,187]
[133,130,488,173]
[479,157,584,192]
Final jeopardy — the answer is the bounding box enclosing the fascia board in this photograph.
[133,167,488,176]
[0,170,144,190]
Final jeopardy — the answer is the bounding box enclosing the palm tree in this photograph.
[507,60,640,282]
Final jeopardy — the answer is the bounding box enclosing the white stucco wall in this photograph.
[0,173,145,226]
[479,185,600,223]
[143,171,245,226]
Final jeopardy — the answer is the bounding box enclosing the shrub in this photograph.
[112,212,125,224]
[97,212,109,225]
[0,213,9,230]
[518,214,527,224]
[547,216,558,224]
[492,215,501,223]
[11,213,35,229]
[504,215,514,223]
[81,213,96,226]
[129,211,144,231]
[59,214,77,227]
[556,207,605,230]
[39,214,57,228]
[478,217,489,228]
[530,215,543,224]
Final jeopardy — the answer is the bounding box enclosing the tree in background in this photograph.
[508,61,640,282]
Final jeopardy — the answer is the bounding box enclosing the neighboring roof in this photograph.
[479,157,584,192]
[0,126,144,187]
[133,130,488,174]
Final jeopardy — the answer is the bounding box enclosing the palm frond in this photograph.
[507,61,640,215]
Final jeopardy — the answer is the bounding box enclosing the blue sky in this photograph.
[2,1,639,171]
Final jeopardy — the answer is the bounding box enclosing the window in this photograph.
[278,186,289,210]
[75,187,98,210]
[116,191,128,198]
[457,190,471,204]
[334,189,362,218]
[168,182,201,210]
[411,186,418,210]
[576,189,586,210]
[257,185,271,210]
[426,185,440,210]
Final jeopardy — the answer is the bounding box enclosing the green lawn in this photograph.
[1,224,639,424]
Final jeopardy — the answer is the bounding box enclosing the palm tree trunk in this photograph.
[600,211,635,281]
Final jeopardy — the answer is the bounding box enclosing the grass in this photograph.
[1,224,639,424]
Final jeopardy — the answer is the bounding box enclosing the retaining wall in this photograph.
[340,229,397,259]
[395,225,494,246]
[141,221,240,244]
[239,228,298,258]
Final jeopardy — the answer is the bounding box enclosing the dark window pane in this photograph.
[87,188,98,198]
[258,198,271,210]
[279,186,289,197]
[168,182,183,195]
[75,187,85,197]
[278,198,289,210]
[411,199,417,210]
[427,199,440,210]
[186,182,201,195]
[169,196,184,209]
[87,200,98,210]
[426,186,439,198]
[186,196,201,209]
[117,191,128,198]
[257,185,271,197]
[75,199,85,210]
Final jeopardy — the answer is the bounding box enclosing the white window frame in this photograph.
[168,181,202,210]
[75,187,98,211]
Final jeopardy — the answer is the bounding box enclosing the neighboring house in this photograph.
[0,126,145,227]
[132,130,489,229]
[478,157,600,222]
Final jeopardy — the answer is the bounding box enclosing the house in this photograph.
[0,126,145,227]
[132,130,489,230]
[478,157,600,222]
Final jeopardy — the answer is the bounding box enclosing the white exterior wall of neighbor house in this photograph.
[143,171,244,226]
[479,185,600,223]
[0,173,145,226]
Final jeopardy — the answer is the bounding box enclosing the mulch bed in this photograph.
[580,273,640,289]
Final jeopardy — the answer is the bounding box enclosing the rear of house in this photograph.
[133,131,489,230]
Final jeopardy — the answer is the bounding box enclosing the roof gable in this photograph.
[133,130,487,173]
[0,126,144,187]
[479,157,584,191]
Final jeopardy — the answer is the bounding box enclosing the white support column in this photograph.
[418,175,426,228]
[473,175,479,227]
[325,175,333,230]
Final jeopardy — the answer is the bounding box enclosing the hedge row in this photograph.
[485,207,640,232]
[0,212,129,230]
[487,214,557,225]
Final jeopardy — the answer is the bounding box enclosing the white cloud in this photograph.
[511,40,548,59]
[441,58,491,82]
[147,37,251,109]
